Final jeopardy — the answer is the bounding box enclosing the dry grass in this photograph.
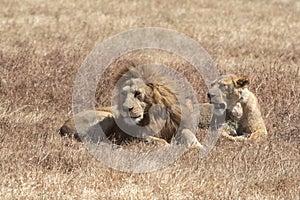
[1,0,299,199]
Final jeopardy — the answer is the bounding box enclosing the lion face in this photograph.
[208,74,249,115]
[117,78,152,125]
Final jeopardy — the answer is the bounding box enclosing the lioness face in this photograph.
[208,74,249,115]
[119,78,152,125]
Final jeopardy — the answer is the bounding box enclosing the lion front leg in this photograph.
[248,129,268,141]
[145,136,169,146]
[174,129,204,150]
[218,124,247,142]
[245,116,268,141]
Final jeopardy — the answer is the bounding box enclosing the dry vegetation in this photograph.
[1,0,299,199]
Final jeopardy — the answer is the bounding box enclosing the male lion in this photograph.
[207,74,268,141]
[60,63,203,150]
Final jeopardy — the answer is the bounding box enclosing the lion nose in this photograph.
[123,106,133,112]
[207,93,215,103]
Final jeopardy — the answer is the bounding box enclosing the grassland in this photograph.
[0,0,299,199]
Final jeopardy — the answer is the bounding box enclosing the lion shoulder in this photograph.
[240,89,268,137]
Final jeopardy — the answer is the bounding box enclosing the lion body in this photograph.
[237,88,268,140]
[207,74,268,141]
[60,63,202,149]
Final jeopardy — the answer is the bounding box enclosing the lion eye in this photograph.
[220,83,227,88]
[134,91,141,98]
[121,91,127,98]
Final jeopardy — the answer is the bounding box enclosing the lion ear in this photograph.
[234,76,249,88]
[146,82,154,88]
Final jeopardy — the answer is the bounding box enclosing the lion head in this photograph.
[207,74,249,116]
[111,63,198,143]
[118,78,152,125]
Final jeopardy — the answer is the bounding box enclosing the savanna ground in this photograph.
[1,0,299,199]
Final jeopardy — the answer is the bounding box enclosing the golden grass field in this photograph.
[1,0,299,199]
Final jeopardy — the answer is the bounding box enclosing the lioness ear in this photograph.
[234,76,249,88]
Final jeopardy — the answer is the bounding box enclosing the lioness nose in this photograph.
[207,93,212,100]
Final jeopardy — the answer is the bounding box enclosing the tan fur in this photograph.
[60,63,202,149]
[207,74,268,141]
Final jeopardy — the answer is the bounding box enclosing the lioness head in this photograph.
[208,74,249,115]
